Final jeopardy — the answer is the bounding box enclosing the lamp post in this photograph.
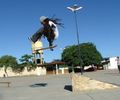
[67,4,83,75]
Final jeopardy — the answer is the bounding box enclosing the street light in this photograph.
[67,4,83,75]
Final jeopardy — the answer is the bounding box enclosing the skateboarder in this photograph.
[29,16,63,51]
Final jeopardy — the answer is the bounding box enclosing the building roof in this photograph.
[37,61,65,67]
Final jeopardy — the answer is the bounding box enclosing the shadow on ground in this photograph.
[64,85,72,92]
[30,83,47,88]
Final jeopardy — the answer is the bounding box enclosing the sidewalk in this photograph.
[0,70,120,100]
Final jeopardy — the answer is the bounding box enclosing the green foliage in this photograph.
[19,54,33,64]
[62,45,81,66]
[62,42,103,67]
[0,55,18,68]
[19,54,36,71]
[11,63,25,73]
[0,55,18,74]
[80,43,103,66]
[0,54,36,73]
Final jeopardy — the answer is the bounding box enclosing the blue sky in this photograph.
[0,0,120,62]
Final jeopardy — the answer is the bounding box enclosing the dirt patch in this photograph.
[72,74,119,92]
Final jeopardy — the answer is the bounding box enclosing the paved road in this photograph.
[0,70,120,100]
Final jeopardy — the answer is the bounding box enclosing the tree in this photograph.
[62,45,78,66]
[0,55,18,75]
[19,54,36,71]
[80,42,103,66]
[19,54,33,63]
[12,63,25,73]
[62,42,103,67]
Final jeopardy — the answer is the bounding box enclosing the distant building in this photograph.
[102,56,119,69]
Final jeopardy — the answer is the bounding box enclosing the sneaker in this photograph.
[50,48,54,51]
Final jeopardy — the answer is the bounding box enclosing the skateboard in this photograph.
[35,45,57,51]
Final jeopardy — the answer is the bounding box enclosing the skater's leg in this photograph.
[30,27,44,43]
[45,31,55,46]
[47,37,53,46]
[47,38,54,51]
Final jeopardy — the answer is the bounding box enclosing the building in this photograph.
[31,40,44,64]
[37,61,68,75]
[102,56,119,69]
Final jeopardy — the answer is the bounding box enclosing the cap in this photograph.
[40,16,47,22]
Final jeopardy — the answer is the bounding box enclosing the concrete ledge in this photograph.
[0,82,11,87]
[72,74,119,92]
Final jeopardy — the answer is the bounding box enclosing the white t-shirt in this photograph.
[49,21,59,39]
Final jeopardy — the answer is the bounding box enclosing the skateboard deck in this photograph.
[35,45,57,51]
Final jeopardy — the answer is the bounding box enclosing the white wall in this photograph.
[109,57,117,69]
[0,67,46,77]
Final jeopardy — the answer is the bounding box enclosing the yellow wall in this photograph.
[31,40,43,53]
